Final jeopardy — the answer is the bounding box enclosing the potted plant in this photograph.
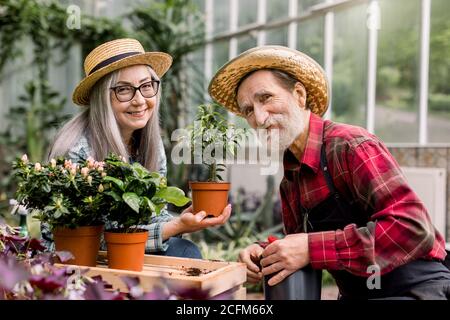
[184,104,247,217]
[101,154,190,271]
[12,155,107,267]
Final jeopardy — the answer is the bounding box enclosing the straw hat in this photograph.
[208,45,329,117]
[72,38,173,106]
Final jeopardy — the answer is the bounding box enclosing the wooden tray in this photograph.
[64,251,247,299]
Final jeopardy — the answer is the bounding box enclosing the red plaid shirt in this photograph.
[280,112,447,277]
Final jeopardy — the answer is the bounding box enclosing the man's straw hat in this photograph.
[72,38,172,106]
[208,45,329,117]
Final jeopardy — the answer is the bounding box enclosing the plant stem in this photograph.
[209,161,217,182]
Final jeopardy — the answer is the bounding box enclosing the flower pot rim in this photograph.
[53,224,104,236]
[189,181,230,184]
[104,228,148,234]
[53,223,104,230]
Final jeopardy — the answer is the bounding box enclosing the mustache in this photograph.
[256,115,284,129]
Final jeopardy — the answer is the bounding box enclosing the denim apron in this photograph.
[296,143,450,300]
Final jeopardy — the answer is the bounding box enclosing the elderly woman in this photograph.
[46,38,231,258]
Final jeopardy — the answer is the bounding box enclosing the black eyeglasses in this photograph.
[110,80,160,102]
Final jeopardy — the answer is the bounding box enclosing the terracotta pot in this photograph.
[53,225,103,267]
[189,181,231,217]
[104,230,148,271]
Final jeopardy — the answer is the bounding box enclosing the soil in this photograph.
[181,266,211,276]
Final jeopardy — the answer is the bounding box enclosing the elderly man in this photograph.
[208,46,450,300]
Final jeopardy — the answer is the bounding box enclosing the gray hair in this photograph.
[48,66,161,171]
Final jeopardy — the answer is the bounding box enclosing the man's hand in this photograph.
[238,243,265,284]
[260,233,310,286]
[178,204,231,233]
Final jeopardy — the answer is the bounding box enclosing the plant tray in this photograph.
[63,251,247,299]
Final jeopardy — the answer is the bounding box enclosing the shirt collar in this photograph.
[285,112,324,174]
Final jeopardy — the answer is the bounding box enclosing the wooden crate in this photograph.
[64,251,247,300]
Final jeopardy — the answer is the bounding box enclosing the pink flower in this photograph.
[87,157,95,169]
[81,167,89,177]
[64,159,72,169]
[21,154,28,164]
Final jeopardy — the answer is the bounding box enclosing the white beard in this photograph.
[261,106,308,152]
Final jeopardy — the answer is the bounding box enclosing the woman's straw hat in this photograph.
[72,38,173,106]
[208,45,329,117]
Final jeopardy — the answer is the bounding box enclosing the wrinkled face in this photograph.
[236,70,309,151]
[110,65,157,138]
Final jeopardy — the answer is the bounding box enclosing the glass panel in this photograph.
[187,48,206,117]
[428,0,450,143]
[297,17,324,65]
[332,4,367,127]
[267,0,289,22]
[265,27,288,46]
[298,0,324,13]
[375,0,421,143]
[239,0,258,27]
[238,33,258,54]
[212,40,230,73]
[213,0,230,35]
[192,0,205,12]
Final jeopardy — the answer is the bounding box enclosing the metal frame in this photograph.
[419,0,431,145]
[204,0,435,144]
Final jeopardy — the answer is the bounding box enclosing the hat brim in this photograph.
[72,52,173,106]
[208,46,329,117]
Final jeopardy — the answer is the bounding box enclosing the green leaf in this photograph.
[53,210,62,219]
[131,162,148,179]
[105,190,122,202]
[103,176,124,190]
[143,196,156,213]
[123,192,141,213]
[154,186,190,207]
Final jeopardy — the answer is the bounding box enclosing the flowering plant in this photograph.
[12,154,191,233]
[12,155,107,229]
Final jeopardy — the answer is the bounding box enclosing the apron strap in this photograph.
[319,143,355,224]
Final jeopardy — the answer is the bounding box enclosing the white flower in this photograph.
[17,205,28,216]
[87,175,92,185]
[21,154,28,163]
[50,158,56,168]
[8,199,28,216]
[34,163,42,171]
[130,285,144,298]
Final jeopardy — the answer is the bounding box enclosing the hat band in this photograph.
[88,51,141,75]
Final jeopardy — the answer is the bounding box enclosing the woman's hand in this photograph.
[177,204,232,234]
[238,243,264,284]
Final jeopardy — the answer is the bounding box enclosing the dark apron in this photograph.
[296,143,450,300]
